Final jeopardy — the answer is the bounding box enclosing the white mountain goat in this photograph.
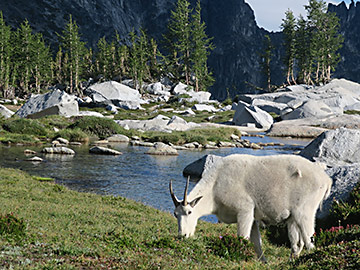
[169,154,332,261]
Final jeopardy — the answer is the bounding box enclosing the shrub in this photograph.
[69,116,123,139]
[315,224,360,247]
[54,128,89,142]
[2,118,48,137]
[331,182,360,227]
[204,234,255,261]
[0,213,26,239]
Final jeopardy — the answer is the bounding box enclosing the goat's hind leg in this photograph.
[287,218,304,258]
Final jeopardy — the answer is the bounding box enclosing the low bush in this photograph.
[69,116,124,139]
[2,118,48,137]
[0,212,26,240]
[54,128,89,142]
[331,182,360,227]
[204,234,255,261]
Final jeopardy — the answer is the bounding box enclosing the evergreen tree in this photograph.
[281,9,297,85]
[0,11,13,98]
[14,19,36,95]
[261,35,274,91]
[165,0,192,84]
[305,0,343,84]
[32,33,52,93]
[190,0,214,91]
[295,15,312,84]
[115,32,130,79]
[58,15,87,94]
[128,29,150,92]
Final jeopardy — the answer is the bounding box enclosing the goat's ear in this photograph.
[189,196,203,208]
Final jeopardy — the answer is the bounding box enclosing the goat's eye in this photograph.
[188,211,192,215]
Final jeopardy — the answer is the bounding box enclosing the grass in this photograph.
[0,110,237,146]
[1,167,359,269]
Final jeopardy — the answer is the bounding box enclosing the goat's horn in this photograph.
[183,176,190,206]
[169,180,180,207]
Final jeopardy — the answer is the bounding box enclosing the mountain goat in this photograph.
[170,154,332,261]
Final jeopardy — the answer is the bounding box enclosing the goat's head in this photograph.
[169,177,202,238]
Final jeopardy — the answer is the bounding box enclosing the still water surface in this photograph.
[0,135,309,220]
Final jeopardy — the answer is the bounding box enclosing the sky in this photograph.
[245,0,353,32]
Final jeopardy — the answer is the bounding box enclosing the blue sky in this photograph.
[245,0,352,32]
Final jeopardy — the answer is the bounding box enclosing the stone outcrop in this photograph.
[15,90,79,119]
[300,127,360,166]
[300,127,360,219]
[0,104,14,119]
[85,81,143,110]
[232,101,273,130]
[41,147,76,155]
[89,146,122,155]
[183,154,223,179]
[146,142,178,156]
[115,115,200,132]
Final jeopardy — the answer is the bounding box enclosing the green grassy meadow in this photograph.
[1,168,359,269]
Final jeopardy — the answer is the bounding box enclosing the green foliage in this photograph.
[205,234,255,261]
[345,110,360,115]
[331,182,360,226]
[33,176,55,182]
[69,116,123,139]
[0,212,26,240]
[282,0,344,85]
[58,14,87,94]
[260,35,274,91]
[281,9,297,85]
[165,0,214,91]
[2,118,48,136]
[54,128,89,142]
[315,225,360,247]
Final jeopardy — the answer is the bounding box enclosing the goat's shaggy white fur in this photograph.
[171,154,332,261]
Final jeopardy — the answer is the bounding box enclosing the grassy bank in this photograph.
[1,168,359,269]
[0,115,240,146]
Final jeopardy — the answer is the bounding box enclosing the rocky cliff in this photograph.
[0,0,359,100]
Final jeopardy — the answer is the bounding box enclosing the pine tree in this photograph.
[0,11,13,98]
[58,15,87,94]
[190,0,214,92]
[281,9,297,85]
[165,0,192,85]
[295,15,312,84]
[305,0,343,84]
[32,33,52,93]
[261,35,274,91]
[128,29,151,92]
[14,19,36,95]
[115,32,130,79]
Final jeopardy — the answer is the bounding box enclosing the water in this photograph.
[0,135,309,221]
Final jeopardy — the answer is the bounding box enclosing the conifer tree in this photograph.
[190,0,214,91]
[281,9,297,85]
[32,33,52,93]
[304,0,343,84]
[261,35,274,91]
[58,15,87,94]
[0,11,13,98]
[14,19,36,95]
[165,0,192,84]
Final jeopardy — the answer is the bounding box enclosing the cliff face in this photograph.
[328,1,360,83]
[0,0,359,100]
